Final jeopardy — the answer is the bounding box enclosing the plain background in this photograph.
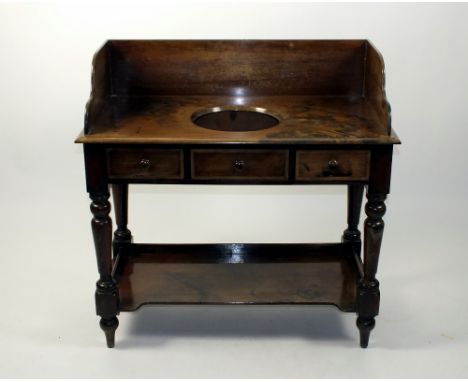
[1,1,468,378]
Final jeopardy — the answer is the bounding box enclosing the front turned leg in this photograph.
[357,192,386,348]
[90,191,119,348]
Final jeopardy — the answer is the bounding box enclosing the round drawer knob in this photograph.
[328,159,339,170]
[139,158,151,168]
[233,159,245,171]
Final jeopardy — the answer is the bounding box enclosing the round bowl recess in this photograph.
[191,107,280,132]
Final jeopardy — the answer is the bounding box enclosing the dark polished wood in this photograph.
[342,184,365,253]
[191,149,289,181]
[113,243,359,312]
[89,191,119,348]
[77,95,399,145]
[77,40,399,145]
[108,148,184,180]
[296,150,370,181]
[78,40,399,348]
[111,184,132,257]
[109,40,366,97]
[357,192,386,348]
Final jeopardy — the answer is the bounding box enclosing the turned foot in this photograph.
[95,278,119,348]
[100,317,119,348]
[356,317,375,348]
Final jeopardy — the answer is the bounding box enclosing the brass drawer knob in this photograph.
[139,158,151,168]
[233,159,245,171]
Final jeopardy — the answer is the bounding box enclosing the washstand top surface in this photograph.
[76,40,399,145]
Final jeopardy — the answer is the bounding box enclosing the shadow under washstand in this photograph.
[117,305,355,348]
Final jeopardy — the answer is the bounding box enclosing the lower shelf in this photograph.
[113,243,361,312]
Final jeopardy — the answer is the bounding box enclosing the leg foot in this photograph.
[356,317,375,348]
[100,317,119,348]
[95,279,119,348]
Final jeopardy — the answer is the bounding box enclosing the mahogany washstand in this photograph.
[76,40,400,348]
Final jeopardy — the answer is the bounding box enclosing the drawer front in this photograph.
[296,150,370,181]
[107,148,184,180]
[191,149,289,181]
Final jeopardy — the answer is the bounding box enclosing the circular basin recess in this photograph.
[191,107,280,132]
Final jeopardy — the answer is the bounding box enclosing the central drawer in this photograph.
[191,149,289,181]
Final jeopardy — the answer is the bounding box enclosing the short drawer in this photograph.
[107,148,184,180]
[191,149,289,181]
[296,150,370,181]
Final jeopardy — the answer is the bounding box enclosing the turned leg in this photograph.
[90,191,119,348]
[356,192,386,348]
[112,184,133,257]
[342,184,364,254]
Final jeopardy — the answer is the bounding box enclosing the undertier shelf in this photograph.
[113,243,362,312]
